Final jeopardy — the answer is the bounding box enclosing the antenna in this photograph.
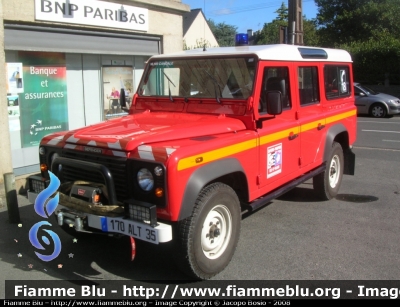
[203,0,207,51]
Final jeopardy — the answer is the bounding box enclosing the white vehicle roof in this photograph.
[152,44,352,63]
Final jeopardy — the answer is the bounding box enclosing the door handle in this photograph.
[317,124,325,131]
[289,132,298,140]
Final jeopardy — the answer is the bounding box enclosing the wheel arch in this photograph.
[369,102,389,114]
[178,158,248,220]
[323,124,355,175]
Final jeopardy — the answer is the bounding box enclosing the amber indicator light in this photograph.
[155,188,164,198]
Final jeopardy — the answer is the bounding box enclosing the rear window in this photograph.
[324,65,350,99]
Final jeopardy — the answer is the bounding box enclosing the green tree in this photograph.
[253,2,318,46]
[253,20,287,45]
[275,2,289,21]
[303,18,319,47]
[342,32,400,84]
[315,0,400,47]
[253,2,288,45]
[208,19,238,47]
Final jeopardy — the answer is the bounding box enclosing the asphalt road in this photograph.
[356,115,400,150]
[1,114,400,298]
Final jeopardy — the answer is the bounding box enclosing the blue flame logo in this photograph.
[34,172,60,218]
[29,171,62,261]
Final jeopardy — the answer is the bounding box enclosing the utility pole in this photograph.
[288,0,303,45]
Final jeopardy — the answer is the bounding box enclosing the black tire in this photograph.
[313,142,344,200]
[175,182,241,280]
[370,103,387,118]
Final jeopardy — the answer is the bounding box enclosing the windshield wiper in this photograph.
[204,70,222,104]
[163,72,176,102]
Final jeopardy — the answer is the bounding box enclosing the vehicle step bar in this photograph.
[245,164,326,213]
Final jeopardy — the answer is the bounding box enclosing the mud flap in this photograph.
[344,148,356,175]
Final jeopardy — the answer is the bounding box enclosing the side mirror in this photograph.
[266,91,283,115]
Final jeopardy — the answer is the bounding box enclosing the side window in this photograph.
[259,67,291,114]
[298,66,319,106]
[354,86,362,96]
[324,65,350,99]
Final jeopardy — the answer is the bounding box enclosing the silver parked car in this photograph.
[354,82,400,118]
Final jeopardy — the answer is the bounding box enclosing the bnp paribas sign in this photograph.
[35,0,148,32]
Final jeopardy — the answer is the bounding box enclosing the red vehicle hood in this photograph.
[60,111,246,151]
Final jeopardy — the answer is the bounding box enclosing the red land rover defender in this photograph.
[30,44,356,279]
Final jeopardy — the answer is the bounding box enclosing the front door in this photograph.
[256,63,301,193]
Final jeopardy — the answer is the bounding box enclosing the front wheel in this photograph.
[370,103,387,118]
[313,142,344,200]
[175,183,241,280]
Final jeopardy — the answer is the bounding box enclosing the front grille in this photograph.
[61,150,129,203]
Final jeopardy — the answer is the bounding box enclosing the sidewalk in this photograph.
[0,173,34,209]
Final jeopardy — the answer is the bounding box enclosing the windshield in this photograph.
[138,56,257,100]
[357,84,378,95]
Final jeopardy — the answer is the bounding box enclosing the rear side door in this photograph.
[255,62,301,193]
[296,64,326,168]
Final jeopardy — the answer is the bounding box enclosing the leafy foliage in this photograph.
[183,38,214,50]
[253,20,287,45]
[315,0,400,84]
[316,0,400,47]
[342,34,400,84]
[253,2,319,46]
[208,19,238,47]
[303,18,320,47]
[275,2,289,21]
[205,0,400,84]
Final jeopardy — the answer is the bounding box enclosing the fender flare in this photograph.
[370,101,389,115]
[178,158,246,220]
[323,123,355,175]
[323,123,347,162]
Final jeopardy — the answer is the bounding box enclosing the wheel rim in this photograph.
[329,154,340,188]
[201,204,232,260]
[371,105,384,117]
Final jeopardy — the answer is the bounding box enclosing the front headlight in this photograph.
[39,146,46,155]
[388,99,396,104]
[137,168,154,191]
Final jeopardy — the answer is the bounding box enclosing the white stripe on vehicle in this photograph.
[87,141,97,146]
[64,144,77,150]
[166,148,176,156]
[108,141,122,150]
[66,135,80,143]
[138,145,155,161]
[47,136,64,146]
[112,151,127,157]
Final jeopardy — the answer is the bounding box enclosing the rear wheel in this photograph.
[313,142,344,200]
[370,103,387,118]
[175,183,241,280]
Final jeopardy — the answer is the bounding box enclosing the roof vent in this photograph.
[298,48,328,59]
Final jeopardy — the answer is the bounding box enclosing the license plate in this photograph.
[103,217,159,244]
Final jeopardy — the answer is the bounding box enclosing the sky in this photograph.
[182,0,319,34]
